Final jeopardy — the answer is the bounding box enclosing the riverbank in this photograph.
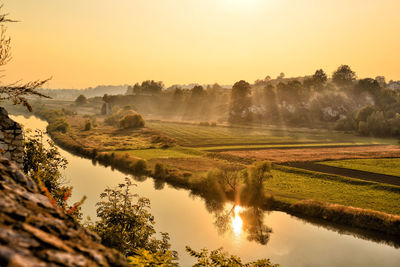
[10,112,400,266]
[45,125,400,238]
[16,103,399,237]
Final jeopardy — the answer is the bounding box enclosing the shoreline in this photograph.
[45,126,400,242]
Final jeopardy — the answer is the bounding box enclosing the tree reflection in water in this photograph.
[213,203,272,245]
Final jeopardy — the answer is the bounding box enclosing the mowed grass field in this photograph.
[269,166,400,215]
[319,158,400,177]
[114,147,203,160]
[146,120,395,148]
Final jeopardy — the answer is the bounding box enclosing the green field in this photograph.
[115,146,203,160]
[268,166,400,215]
[319,158,400,177]
[146,120,394,147]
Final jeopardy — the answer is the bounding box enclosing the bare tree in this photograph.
[0,5,49,111]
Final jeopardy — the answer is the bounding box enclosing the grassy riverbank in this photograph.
[24,104,400,236]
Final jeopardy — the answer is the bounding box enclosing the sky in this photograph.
[3,0,400,89]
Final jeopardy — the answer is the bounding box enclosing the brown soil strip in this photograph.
[190,141,352,148]
[207,144,383,152]
[224,145,400,163]
[284,162,400,187]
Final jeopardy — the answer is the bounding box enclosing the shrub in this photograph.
[199,121,210,126]
[154,163,166,179]
[90,178,178,263]
[75,94,88,105]
[241,161,273,205]
[186,246,277,266]
[119,113,145,129]
[132,159,148,175]
[84,120,92,131]
[47,119,69,133]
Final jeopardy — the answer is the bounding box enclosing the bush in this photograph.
[132,159,148,175]
[84,120,92,131]
[154,163,166,179]
[47,119,69,133]
[119,113,145,129]
[75,94,88,105]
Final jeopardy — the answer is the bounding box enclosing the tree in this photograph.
[229,80,252,123]
[119,113,145,129]
[312,69,327,89]
[0,7,49,111]
[356,78,381,96]
[332,65,356,87]
[90,178,178,264]
[186,246,277,267]
[191,85,205,98]
[75,94,88,105]
[241,161,273,205]
[141,80,164,95]
[23,130,69,206]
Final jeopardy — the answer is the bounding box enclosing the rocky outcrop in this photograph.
[0,157,129,267]
[0,107,24,168]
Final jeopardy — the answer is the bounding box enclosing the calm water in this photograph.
[11,114,400,267]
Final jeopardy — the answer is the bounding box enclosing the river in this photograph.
[11,114,400,266]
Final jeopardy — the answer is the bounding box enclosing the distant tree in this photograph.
[0,7,49,111]
[191,85,205,98]
[229,80,252,123]
[75,94,88,105]
[277,72,285,80]
[173,87,183,98]
[332,65,356,87]
[355,105,376,122]
[210,83,222,91]
[356,78,381,96]
[132,83,141,94]
[140,80,164,95]
[312,69,328,89]
[263,84,279,120]
[277,80,304,104]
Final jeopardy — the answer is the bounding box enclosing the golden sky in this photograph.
[3,0,400,89]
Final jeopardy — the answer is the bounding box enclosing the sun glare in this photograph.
[232,206,243,236]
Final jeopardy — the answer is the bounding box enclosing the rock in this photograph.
[0,157,130,267]
[0,108,25,167]
[0,107,8,116]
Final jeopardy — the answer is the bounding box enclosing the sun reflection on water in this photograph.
[232,205,243,236]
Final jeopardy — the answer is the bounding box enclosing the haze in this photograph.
[4,0,400,88]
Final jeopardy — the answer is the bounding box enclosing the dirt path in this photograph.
[284,162,400,186]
